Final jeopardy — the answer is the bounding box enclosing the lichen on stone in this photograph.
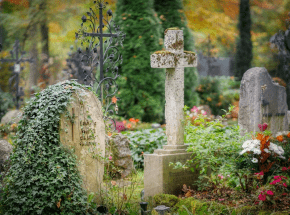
[164,27,180,34]
[154,50,172,55]
[184,52,196,65]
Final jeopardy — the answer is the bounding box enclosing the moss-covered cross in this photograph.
[150,28,197,146]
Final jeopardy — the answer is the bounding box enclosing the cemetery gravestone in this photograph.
[238,67,288,137]
[144,28,199,198]
[197,52,234,77]
[59,87,106,194]
[0,110,23,124]
[105,133,135,179]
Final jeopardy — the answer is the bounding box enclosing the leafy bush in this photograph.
[0,91,13,121]
[170,105,252,190]
[0,81,98,215]
[122,128,167,169]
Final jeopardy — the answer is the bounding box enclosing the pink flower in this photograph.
[282,193,287,196]
[270,180,280,185]
[255,171,264,176]
[109,156,112,160]
[191,106,199,113]
[282,167,288,171]
[283,183,287,188]
[267,190,274,195]
[258,193,266,201]
[218,174,224,179]
[202,111,207,115]
[258,123,268,132]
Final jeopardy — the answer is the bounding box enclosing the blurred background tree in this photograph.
[234,0,253,81]
[154,0,200,109]
[114,0,165,123]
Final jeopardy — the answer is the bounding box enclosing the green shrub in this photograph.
[114,0,166,123]
[0,81,97,215]
[170,105,252,190]
[122,128,167,169]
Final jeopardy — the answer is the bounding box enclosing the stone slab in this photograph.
[238,67,288,137]
[144,152,199,198]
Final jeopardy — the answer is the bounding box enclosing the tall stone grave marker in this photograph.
[144,28,199,198]
[59,88,106,195]
[238,67,288,137]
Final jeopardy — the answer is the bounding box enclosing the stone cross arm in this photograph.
[151,50,197,68]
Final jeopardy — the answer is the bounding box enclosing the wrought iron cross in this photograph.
[0,39,33,109]
[76,0,125,132]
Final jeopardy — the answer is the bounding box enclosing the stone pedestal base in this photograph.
[143,144,199,199]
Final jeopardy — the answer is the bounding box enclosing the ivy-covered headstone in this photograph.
[59,86,106,195]
[0,80,105,214]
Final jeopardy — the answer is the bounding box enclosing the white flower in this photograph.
[264,148,270,153]
[269,142,285,155]
[279,155,286,159]
[239,149,248,155]
[242,140,253,149]
[252,148,261,155]
[251,158,258,163]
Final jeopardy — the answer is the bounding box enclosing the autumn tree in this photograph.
[235,0,253,81]
[154,0,200,108]
[114,0,165,123]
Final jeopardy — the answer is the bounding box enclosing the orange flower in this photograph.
[277,135,284,142]
[207,97,212,102]
[108,132,112,136]
[112,96,117,104]
[278,135,285,142]
[122,120,127,124]
[287,132,290,138]
[135,119,139,123]
[129,118,135,122]
[127,124,132,129]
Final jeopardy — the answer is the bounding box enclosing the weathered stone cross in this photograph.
[151,28,197,147]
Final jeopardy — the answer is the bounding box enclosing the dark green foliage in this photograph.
[0,81,95,215]
[122,128,167,169]
[235,0,253,81]
[0,91,13,121]
[114,0,165,123]
[154,0,200,109]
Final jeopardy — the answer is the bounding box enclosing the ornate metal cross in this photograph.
[0,39,33,109]
[76,0,125,131]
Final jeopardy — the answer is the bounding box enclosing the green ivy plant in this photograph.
[0,80,101,215]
